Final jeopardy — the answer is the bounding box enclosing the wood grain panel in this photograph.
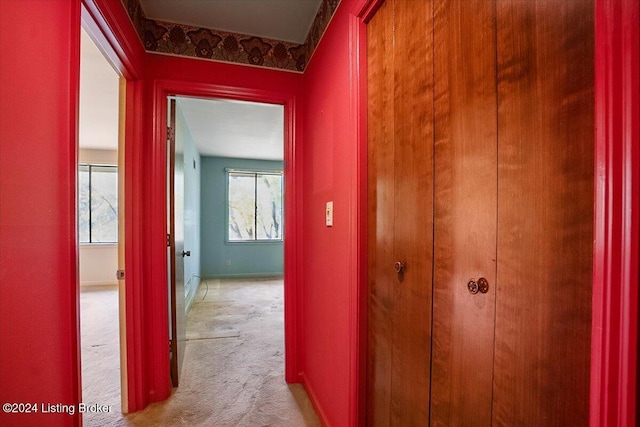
[431,0,498,425]
[366,1,395,425]
[391,0,434,424]
[494,0,594,425]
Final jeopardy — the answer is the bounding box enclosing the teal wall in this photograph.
[176,104,201,305]
[201,156,284,278]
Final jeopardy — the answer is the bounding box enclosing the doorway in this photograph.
[167,95,287,387]
[78,26,126,423]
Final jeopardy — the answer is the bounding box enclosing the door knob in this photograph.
[467,279,479,294]
[182,250,191,257]
[468,277,489,294]
[477,277,489,293]
[394,261,405,274]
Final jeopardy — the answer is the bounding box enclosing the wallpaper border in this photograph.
[121,0,341,72]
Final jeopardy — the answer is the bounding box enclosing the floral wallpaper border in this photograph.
[121,0,341,72]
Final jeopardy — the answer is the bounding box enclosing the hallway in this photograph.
[81,278,319,426]
[2,1,636,425]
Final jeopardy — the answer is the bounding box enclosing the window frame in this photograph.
[225,168,284,243]
[78,163,118,244]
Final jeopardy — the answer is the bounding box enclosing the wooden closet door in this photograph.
[367,0,434,424]
[494,0,594,425]
[431,1,498,426]
[367,0,395,423]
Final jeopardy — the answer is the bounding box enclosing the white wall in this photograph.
[79,148,116,165]
[79,244,118,286]
[79,149,118,286]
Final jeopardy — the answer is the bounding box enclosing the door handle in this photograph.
[467,277,489,294]
[394,261,405,274]
[182,250,191,257]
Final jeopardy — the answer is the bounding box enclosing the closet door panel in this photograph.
[431,1,498,426]
[367,0,395,424]
[494,1,594,425]
[391,0,434,423]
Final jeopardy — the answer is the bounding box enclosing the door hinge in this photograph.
[167,126,175,141]
[116,269,125,280]
[167,233,171,247]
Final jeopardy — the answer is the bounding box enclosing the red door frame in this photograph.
[352,0,638,426]
[147,79,302,385]
[590,0,639,426]
[81,0,147,413]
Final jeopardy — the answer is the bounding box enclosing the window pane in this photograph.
[90,166,118,243]
[256,174,282,240]
[228,174,255,240]
[78,165,90,243]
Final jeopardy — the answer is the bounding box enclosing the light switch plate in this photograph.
[326,201,333,227]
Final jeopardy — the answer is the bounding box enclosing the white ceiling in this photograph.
[176,97,284,161]
[79,28,120,151]
[139,0,322,44]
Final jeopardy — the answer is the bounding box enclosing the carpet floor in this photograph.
[80,278,320,426]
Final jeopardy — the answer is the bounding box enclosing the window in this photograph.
[79,164,118,243]
[227,171,283,241]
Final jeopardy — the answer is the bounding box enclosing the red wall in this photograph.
[300,1,364,424]
[144,54,302,95]
[0,1,82,426]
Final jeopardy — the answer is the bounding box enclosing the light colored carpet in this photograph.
[80,285,122,425]
[80,278,320,426]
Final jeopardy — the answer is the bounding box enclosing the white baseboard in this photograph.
[80,281,118,288]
